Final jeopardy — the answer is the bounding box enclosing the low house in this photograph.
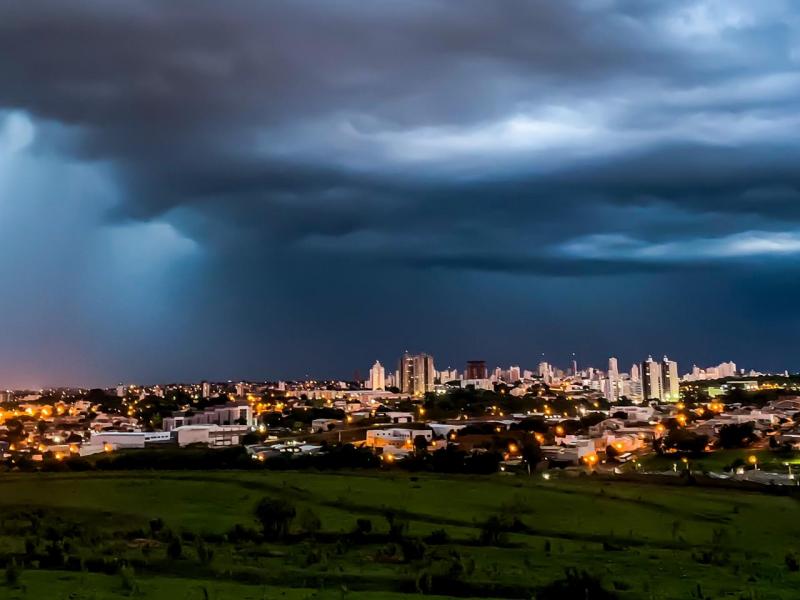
[589,418,625,437]
[429,423,466,439]
[598,433,644,454]
[541,438,595,464]
[380,411,414,424]
[611,405,655,423]
[311,418,343,433]
[366,427,433,448]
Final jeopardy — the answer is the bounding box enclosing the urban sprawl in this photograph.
[1,353,799,483]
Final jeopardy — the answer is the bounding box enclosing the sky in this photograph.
[1,0,800,387]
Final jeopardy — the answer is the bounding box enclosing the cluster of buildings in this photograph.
[2,348,797,472]
[365,353,743,405]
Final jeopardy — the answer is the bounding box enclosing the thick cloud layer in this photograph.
[1,1,799,386]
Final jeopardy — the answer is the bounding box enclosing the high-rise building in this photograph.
[608,357,619,378]
[201,381,211,399]
[369,360,386,391]
[385,372,396,388]
[604,357,621,402]
[438,368,459,382]
[622,379,643,402]
[398,352,435,396]
[661,356,679,402]
[718,361,737,378]
[466,360,488,380]
[630,363,640,382]
[538,361,552,383]
[641,356,663,401]
[508,365,521,382]
[603,377,619,402]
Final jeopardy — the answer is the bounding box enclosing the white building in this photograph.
[366,427,433,448]
[538,361,552,384]
[369,361,386,391]
[174,424,248,447]
[642,356,663,402]
[399,352,435,396]
[162,400,255,431]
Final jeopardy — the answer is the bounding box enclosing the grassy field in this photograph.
[0,469,796,599]
[638,448,800,474]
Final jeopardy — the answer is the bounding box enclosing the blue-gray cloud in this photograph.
[1,1,800,385]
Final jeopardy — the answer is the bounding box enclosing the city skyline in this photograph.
[0,351,761,391]
[3,1,800,387]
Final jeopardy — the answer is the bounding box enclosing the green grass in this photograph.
[0,570,479,600]
[0,470,797,599]
[638,448,800,473]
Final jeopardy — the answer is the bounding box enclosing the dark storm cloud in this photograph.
[2,0,800,385]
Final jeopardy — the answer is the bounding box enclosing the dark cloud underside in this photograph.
[1,0,799,385]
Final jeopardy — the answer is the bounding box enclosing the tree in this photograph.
[521,443,542,473]
[413,435,428,455]
[605,444,620,460]
[254,498,296,540]
[167,537,183,560]
[384,510,408,541]
[297,507,322,537]
[4,559,20,587]
[478,516,507,546]
[194,537,214,565]
[661,429,708,456]
[353,518,372,539]
[717,422,757,449]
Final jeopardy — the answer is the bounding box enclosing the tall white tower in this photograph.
[608,357,619,378]
[369,361,386,391]
[641,356,663,401]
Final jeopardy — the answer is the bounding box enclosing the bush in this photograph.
[536,568,618,600]
[786,552,799,572]
[424,529,449,544]
[297,507,322,537]
[478,516,508,546]
[400,538,427,562]
[119,565,138,595]
[149,518,165,536]
[195,538,214,565]
[355,518,372,535]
